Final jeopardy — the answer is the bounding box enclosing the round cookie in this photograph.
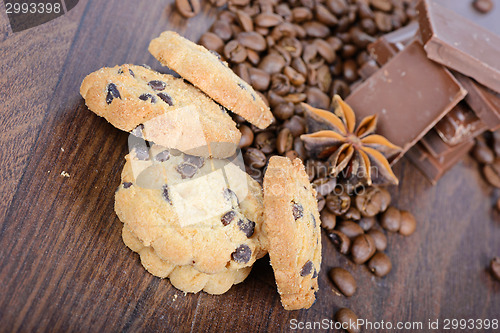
[122,224,252,295]
[263,156,322,310]
[148,31,274,129]
[115,144,266,275]
[80,64,240,158]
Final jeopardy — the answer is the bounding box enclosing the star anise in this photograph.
[300,95,401,186]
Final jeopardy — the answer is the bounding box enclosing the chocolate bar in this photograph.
[418,0,500,94]
[346,40,466,163]
[406,140,474,185]
[367,21,419,65]
[436,0,500,35]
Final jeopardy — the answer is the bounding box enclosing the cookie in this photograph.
[263,156,322,310]
[122,224,252,294]
[115,144,266,275]
[148,31,274,129]
[80,64,240,158]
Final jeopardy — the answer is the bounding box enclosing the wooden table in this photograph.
[1,1,499,332]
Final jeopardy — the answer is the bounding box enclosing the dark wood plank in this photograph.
[0,0,499,332]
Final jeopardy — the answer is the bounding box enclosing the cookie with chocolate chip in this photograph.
[80,64,240,158]
[148,31,274,129]
[263,156,322,310]
[122,224,252,294]
[115,144,266,275]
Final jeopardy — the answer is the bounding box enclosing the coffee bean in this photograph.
[199,32,225,53]
[336,220,364,239]
[294,137,307,160]
[306,87,330,110]
[244,148,267,168]
[234,63,251,84]
[292,202,304,220]
[314,39,336,64]
[344,207,361,221]
[218,10,236,23]
[343,59,359,82]
[492,130,500,157]
[211,20,233,41]
[360,18,377,35]
[271,73,291,96]
[490,257,500,281]
[327,230,351,254]
[316,65,332,93]
[255,13,284,27]
[472,138,495,164]
[208,0,227,7]
[473,0,493,13]
[326,0,348,16]
[350,26,375,48]
[303,22,330,38]
[351,234,376,264]
[380,206,401,232]
[292,7,313,22]
[175,0,201,18]
[232,244,252,263]
[286,150,300,160]
[276,3,292,21]
[254,131,276,154]
[326,193,351,215]
[329,267,357,297]
[221,210,237,226]
[313,177,336,197]
[331,79,350,99]
[342,44,358,58]
[370,0,392,12]
[335,308,360,333]
[247,68,270,91]
[239,125,254,148]
[399,210,416,236]
[377,187,391,212]
[106,83,121,104]
[277,128,293,154]
[315,4,339,26]
[374,11,392,32]
[368,252,392,277]
[317,195,326,211]
[283,115,306,137]
[236,10,254,32]
[238,218,255,237]
[224,40,247,63]
[321,209,336,230]
[367,229,387,251]
[358,216,376,231]
[237,32,267,52]
[483,162,500,188]
[259,54,286,75]
[355,187,383,217]
[279,37,303,59]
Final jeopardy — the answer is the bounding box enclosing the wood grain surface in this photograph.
[0,1,499,332]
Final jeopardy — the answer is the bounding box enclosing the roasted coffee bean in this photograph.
[303,22,330,38]
[368,252,392,277]
[271,22,297,41]
[294,137,307,160]
[292,202,304,220]
[234,63,251,84]
[315,4,339,26]
[344,207,361,221]
[254,131,276,154]
[492,130,500,157]
[350,27,375,48]
[211,20,233,41]
[342,44,358,58]
[377,187,391,212]
[473,0,494,13]
[343,59,359,82]
[367,229,387,251]
[229,0,250,6]
[106,83,121,104]
[155,150,170,162]
[244,148,266,168]
[286,150,300,160]
[380,206,401,232]
[239,124,254,148]
[238,218,255,237]
[232,244,251,263]
[351,234,376,264]
[399,210,416,236]
[314,39,336,64]
[273,102,294,120]
[148,80,166,91]
[277,128,293,154]
[327,230,351,254]
[331,79,350,99]
[317,196,326,211]
[209,0,227,7]
[329,267,357,297]
[199,32,225,53]
[292,7,313,22]
[255,13,284,27]
[360,17,377,35]
[221,210,237,226]
[218,10,236,23]
[483,162,500,188]
[224,40,247,63]
[249,68,271,91]
[316,65,332,93]
[306,87,330,109]
[283,115,306,137]
[326,0,348,16]
[271,45,292,67]
[271,73,291,95]
[259,54,286,75]
[374,11,392,32]
[279,37,303,58]
[321,209,336,230]
[236,10,253,32]
[276,3,292,21]
[358,216,376,231]
[370,0,392,12]
[491,257,500,281]
[355,187,383,217]
[327,193,351,215]
[472,138,495,164]
[247,49,260,66]
[313,177,336,197]
[237,32,267,52]
[175,0,201,18]
[335,308,360,333]
[336,220,364,239]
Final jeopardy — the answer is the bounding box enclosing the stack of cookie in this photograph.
[80,31,322,310]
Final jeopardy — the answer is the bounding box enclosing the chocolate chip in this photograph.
[292,202,303,220]
[118,68,123,74]
[300,260,314,276]
[154,150,170,162]
[148,80,166,91]
[231,244,251,263]
[312,268,318,278]
[237,218,255,237]
[129,69,135,77]
[183,154,205,168]
[134,145,149,160]
[224,188,240,206]
[210,49,222,59]
[176,162,198,179]
[221,210,236,226]
[106,83,121,104]
[238,83,246,90]
[311,213,316,228]
[139,93,157,103]
[123,182,133,189]
[157,92,174,106]
[162,184,171,204]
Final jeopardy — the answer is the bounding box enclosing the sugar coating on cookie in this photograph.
[115,144,266,275]
[263,156,322,310]
[80,64,240,158]
[148,31,274,129]
[121,224,252,295]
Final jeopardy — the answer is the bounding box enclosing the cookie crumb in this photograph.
[172,294,178,302]
[61,171,70,178]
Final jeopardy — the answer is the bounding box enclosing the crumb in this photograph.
[61,147,65,152]
[172,294,178,302]
[61,171,70,178]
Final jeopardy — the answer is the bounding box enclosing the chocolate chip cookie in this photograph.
[115,144,266,275]
[80,64,241,158]
[263,156,322,310]
[148,31,274,129]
